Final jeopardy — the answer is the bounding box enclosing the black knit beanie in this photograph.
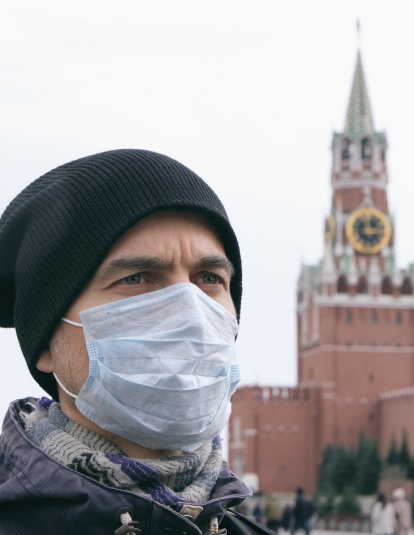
[0,149,242,399]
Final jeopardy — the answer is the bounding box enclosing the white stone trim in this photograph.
[379,386,414,400]
[297,294,414,312]
[315,294,414,308]
[299,344,414,359]
[332,178,387,190]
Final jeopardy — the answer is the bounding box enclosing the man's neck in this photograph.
[59,395,181,459]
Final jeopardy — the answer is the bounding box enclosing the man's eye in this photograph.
[122,273,142,285]
[202,274,219,285]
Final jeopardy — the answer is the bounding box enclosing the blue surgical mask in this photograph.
[54,282,240,452]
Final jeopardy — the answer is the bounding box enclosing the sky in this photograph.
[1,1,414,421]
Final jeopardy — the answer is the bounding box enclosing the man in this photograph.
[393,487,412,535]
[264,493,282,532]
[292,488,315,535]
[0,150,273,535]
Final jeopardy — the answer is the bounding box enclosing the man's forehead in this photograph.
[105,210,224,254]
[92,211,233,279]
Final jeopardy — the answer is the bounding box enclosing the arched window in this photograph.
[381,277,393,295]
[342,138,351,160]
[402,278,413,296]
[361,137,372,160]
[337,275,348,293]
[357,276,368,294]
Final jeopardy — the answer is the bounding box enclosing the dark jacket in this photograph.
[294,496,315,526]
[0,398,273,535]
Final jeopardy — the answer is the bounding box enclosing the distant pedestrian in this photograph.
[254,501,265,524]
[393,488,412,535]
[265,493,283,532]
[371,492,395,535]
[282,505,293,532]
[293,488,315,535]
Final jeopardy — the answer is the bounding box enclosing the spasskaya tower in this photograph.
[297,50,414,448]
[229,51,414,494]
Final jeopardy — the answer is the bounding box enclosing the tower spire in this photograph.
[356,19,361,50]
[344,51,374,138]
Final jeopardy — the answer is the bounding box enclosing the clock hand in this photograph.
[362,227,381,236]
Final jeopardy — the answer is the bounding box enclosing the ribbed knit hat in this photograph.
[0,149,242,399]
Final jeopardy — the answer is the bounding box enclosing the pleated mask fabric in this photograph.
[58,283,240,451]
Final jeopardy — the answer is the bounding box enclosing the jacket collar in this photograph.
[0,398,251,534]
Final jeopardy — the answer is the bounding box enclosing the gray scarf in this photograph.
[21,397,223,507]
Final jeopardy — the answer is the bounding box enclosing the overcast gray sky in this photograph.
[1,1,414,419]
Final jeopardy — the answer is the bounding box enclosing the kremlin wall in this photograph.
[229,52,414,493]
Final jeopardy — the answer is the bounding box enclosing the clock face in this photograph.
[346,207,391,254]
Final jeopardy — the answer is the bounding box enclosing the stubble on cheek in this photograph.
[49,323,90,395]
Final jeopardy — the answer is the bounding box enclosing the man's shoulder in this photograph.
[222,510,276,534]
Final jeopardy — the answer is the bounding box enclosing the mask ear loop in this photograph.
[61,317,83,327]
[53,373,78,399]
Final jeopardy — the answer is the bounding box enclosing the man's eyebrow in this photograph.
[95,256,171,281]
[197,256,235,278]
[94,255,234,281]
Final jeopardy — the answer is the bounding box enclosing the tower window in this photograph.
[381,277,393,295]
[371,311,378,325]
[361,137,372,160]
[357,277,368,294]
[346,310,353,324]
[396,312,402,325]
[402,278,413,296]
[337,275,348,293]
[369,373,375,382]
[342,138,351,160]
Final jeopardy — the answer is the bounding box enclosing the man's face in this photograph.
[37,210,236,400]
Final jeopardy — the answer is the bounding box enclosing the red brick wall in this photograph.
[378,390,414,458]
[229,386,321,493]
[333,186,387,214]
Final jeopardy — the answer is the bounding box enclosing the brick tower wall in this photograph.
[299,305,414,449]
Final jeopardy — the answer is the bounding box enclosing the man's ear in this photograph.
[36,348,54,373]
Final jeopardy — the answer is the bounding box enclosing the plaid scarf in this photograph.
[21,397,223,507]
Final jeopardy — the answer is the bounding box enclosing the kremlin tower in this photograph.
[229,52,414,493]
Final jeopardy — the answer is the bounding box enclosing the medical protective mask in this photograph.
[54,282,240,452]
